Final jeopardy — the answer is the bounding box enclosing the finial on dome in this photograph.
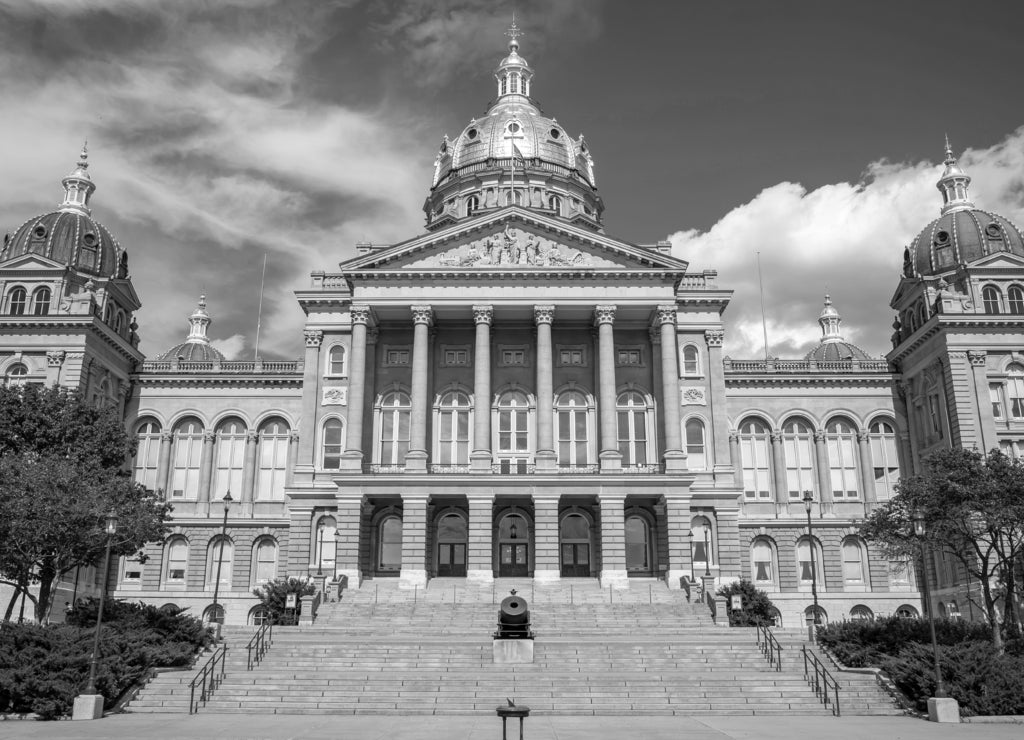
[937,136,973,214]
[944,133,954,164]
[59,140,96,215]
[506,13,523,51]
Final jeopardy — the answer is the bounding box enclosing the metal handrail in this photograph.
[188,644,228,714]
[246,621,273,670]
[756,624,783,671]
[801,645,841,716]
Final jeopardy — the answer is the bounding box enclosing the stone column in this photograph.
[45,350,65,386]
[969,350,994,452]
[857,431,876,505]
[532,495,560,584]
[467,495,494,584]
[198,431,215,505]
[594,305,621,471]
[399,494,429,588]
[241,431,258,508]
[598,494,628,589]
[405,305,433,473]
[335,496,364,587]
[535,305,556,471]
[342,306,370,471]
[654,306,685,472]
[297,329,323,474]
[156,431,173,496]
[705,330,732,474]
[471,306,493,472]
[813,431,834,511]
[729,432,743,488]
[771,431,788,506]
[663,495,693,588]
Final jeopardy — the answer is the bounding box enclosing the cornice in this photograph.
[725,373,898,388]
[887,314,1024,363]
[132,374,303,388]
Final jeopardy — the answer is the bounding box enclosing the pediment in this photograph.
[0,253,65,271]
[967,252,1024,270]
[341,209,689,273]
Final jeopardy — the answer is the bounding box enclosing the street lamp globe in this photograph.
[104,512,118,535]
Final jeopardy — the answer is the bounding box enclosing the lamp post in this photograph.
[703,524,712,577]
[803,491,820,639]
[316,523,324,577]
[210,491,233,628]
[913,508,947,698]
[84,512,118,696]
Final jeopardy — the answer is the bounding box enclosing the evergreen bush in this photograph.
[715,580,777,627]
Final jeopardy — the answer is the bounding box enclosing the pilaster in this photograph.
[341,307,370,471]
[198,431,215,505]
[335,497,364,587]
[598,494,628,589]
[663,495,693,588]
[240,431,258,508]
[705,329,732,475]
[467,495,495,583]
[399,494,429,588]
[297,329,323,474]
[532,495,560,584]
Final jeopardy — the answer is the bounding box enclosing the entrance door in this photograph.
[625,515,651,574]
[498,513,530,577]
[560,513,591,577]
[435,512,467,577]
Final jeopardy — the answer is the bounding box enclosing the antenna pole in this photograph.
[254,253,267,361]
[756,251,770,362]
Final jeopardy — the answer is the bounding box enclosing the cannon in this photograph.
[494,589,534,639]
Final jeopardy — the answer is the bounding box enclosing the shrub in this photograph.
[715,580,777,627]
[252,577,316,624]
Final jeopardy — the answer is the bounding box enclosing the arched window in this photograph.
[164,537,188,587]
[617,390,650,467]
[796,536,823,588]
[751,537,775,585]
[322,418,344,469]
[203,604,225,625]
[252,538,278,584]
[850,605,874,621]
[327,345,347,376]
[547,195,561,214]
[982,285,1002,314]
[1008,285,1024,315]
[895,604,919,618]
[625,515,651,573]
[7,287,26,315]
[466,195,480,216]
[256,418,289,500]
[314,516,337,571]
[212,418,246,498]
[842,537,868,587]
[509,72,519,94]
[738,419,772,500]
[685,418,706,470]
[690,516,714,570]
[436,390,471,466]
[205,535,234,590]
[169,417,204,500]
[804,605,827,626]
[377,391,411,466]
[114,311,124,335]
[133,420,162,492]
[500,74,507,96]
[495,390,531,473]
[825,418,859,499]
[1007,364,1024,419]
[868,420,899,500]
[782,418,815,499]
[681,345,700,376]
[31,287,50,316]
[378,515,402,572]
[5,363,28,387]
[249,605,272,626]
[556,390,592,467]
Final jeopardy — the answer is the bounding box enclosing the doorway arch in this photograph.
[497,510,530,578]
[435,510,468,577]
[624,512,654,575]
[559,511,592,577]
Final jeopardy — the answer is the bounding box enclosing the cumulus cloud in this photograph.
[669,128,1024,359]
[211,334,247,361]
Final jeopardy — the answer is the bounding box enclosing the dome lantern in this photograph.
[155,295,226,362]
[818,295,843,342]
[804,295,874,363]
[937,136,974,215]
[494,16,532,101]
[186,295,213,345]
[59,142,96,216]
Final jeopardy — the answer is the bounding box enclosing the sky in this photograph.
[1,0,1023,361]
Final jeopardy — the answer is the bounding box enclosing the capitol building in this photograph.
[3,26,1023,628]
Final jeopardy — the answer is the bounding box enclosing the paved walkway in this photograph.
[0,713,1021,740]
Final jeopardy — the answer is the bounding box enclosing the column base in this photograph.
[403,450,428,474]
[662,450,688,474]
[600,570,629,589]
[339,452,364,472]
[533,569,560,585]
[534,450,558,472]
[470,451,493,472]
[599,450,622,472]
[467,569,495,585]
[927,697,960,723]
[399,569,428,589]
[72,694,104,720]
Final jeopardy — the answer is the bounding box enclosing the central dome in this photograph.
[424,21,603,231]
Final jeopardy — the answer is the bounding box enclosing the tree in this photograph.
[860,448,1024,652]
[0,385,172,622]
[252,577,316,624]
[716,579,778,627]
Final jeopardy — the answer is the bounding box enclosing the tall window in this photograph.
[164,537,188,587]
[868,420,899,500]
[315,516,337,570]
[556,390,591,467]
[496,390,531,472]
[825,418,859,499]
[378,516,402,571]
[617,391,649,466]
[327,345,346,376]
[1008,285,1024,315]
[133,420,162,492]
[467,195,480,215]
[212,418,246,498]
[990,383,1005,419]
[5,363,28,387]
[256,418,289,499]
[842,537,867,587]
[782,419,815,499]
[170,417,203,500]
[738,419,772,499]
[32,287,50,316]
[625,515,650,572]
[436,390,471,465]
[7,287,26,315]
[252,538,277,584]
[547,195,561,214]
[681,345,700,376]
[321,418,344,469]
[751,538,775,585]
[1008,364,1024,419]
[797,537,823,586]
[685,419,706,470]
[982,285,1002,314]
[691,516,714,568]
[378,391,411,465]
[205,536,233,589]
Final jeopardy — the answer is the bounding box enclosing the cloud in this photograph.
[668,128,1024,359]
[211,334,247,361]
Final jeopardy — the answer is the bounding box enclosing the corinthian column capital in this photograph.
[411,305,433,326]
[473,305,494,325]
[350,305,371,325]
[593,305,616,326]
[534,305,555,325]
[652,305,676,327]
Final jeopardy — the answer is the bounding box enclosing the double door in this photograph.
[561,542,590,577]
[437,543,466,577]
[499,542,529,577]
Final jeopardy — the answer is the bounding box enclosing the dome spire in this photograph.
[185,295,213,345]
[59,141,96,215]
[818,294,843,342]
[937,136,974,214]
[494,16,532,101]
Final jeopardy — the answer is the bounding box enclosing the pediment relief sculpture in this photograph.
[408,226,618,269]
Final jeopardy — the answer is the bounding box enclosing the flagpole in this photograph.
[756,251,770,362]
[254,253,267,361]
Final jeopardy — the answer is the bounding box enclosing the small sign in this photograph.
[285,593,297,609]
[730,595,743,611]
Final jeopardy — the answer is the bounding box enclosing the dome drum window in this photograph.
[466,128,478,140]
[934,230,950,246]
[32,224,47,240]
[986,223,1004,239]
[83,232,98,247]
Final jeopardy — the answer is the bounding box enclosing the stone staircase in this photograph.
[127,578,902,716]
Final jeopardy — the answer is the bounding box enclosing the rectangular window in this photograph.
[385,349,410,365]
[616,349,642,366]
[990,383,1004,419]
[783,436,815,499]
[557,346,586,366]
[499,347,528,366]
[441,345,471,367]
[927,393,944,437]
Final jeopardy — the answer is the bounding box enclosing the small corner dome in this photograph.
[155,340,225,363]
[2,210,125,278]
[904,209,1024,278]
[804,339,873,363]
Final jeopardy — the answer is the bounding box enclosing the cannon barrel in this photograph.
[499,595,529,625]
